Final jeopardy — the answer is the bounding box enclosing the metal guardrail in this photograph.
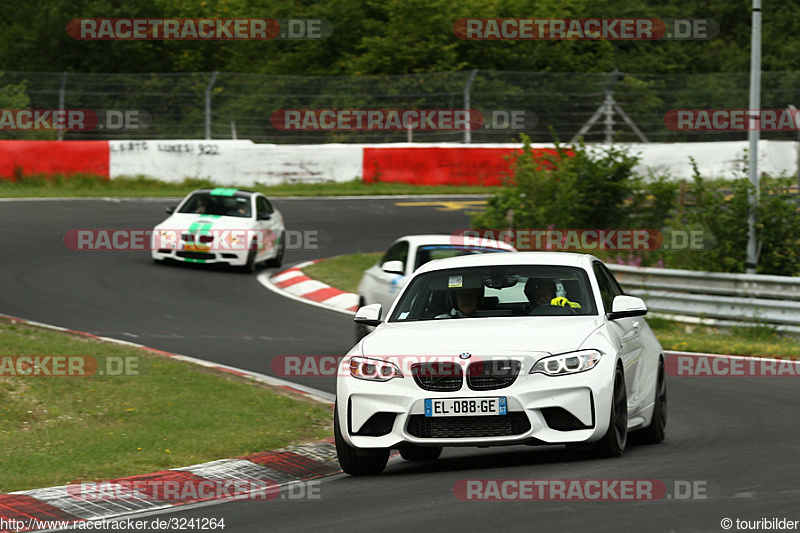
[607,264,800,334]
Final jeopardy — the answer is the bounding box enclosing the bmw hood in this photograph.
[154,213,256,231]
[360,316,604,356]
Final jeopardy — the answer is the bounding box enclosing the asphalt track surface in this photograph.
[1,197,798,533]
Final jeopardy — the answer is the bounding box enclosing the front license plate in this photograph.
[424,397,507,417]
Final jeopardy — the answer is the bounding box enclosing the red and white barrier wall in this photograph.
[1,139,797,185]
[0,140,109,179]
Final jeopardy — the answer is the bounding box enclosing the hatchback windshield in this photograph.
[389,265,597,321]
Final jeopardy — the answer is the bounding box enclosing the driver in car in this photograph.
[436,288,481,318]
[525,278,581,309]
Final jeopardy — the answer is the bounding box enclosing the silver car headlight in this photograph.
[348,356,404,382]
[530,350,601,376]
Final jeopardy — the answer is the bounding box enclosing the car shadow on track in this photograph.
[151,257,277,274]
[382,439,666,476]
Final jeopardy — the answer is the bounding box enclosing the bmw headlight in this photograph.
[348,357,404,382]
[157,230,178,248]
[530,350,601,376]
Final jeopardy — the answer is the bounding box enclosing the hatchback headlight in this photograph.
[530,350,601,376]
[348,356,404,381]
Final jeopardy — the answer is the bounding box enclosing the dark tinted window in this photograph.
[178,192,251,218]
[413,245,509,271]
[592,262,623,312]
[256,196,273,217]
[381,241,409,269]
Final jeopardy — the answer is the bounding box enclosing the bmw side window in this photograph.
[593,263,614,312]
[600,264,625,296]
[256,197,274,218]
[381,241,409,267]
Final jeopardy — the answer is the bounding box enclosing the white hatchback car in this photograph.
[151,188,285,272]
[336,252,667,475]
[355,234,516,341]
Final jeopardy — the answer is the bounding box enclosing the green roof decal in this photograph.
[209,188,238,196]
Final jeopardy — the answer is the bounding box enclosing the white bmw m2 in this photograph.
[335,252,667,475]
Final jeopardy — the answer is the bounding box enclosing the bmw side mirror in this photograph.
[381,260,404,275]
[354,303,383,327]
[165,206,175,214]
[257,213,272,220]
[607,295,647,320]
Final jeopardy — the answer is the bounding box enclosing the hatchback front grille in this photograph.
[406,413,530,438]
[411,362,463,392]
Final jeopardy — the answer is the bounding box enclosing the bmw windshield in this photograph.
[178,192,252,218]
[389,265,597,321]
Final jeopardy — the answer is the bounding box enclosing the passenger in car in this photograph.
[194,197,208,213]
[524,278,581,309]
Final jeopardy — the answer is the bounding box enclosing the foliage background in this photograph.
[1,0,798,75]
[471,139,800,276]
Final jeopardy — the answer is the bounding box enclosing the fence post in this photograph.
[57,72,67,141]
[463,69,478,144]
[603,69,621,143]
[788,105,799,204]
[205,71,219,140]
[745,0,762,275]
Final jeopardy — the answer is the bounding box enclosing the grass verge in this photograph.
[302,253,800,357]
[0,318,332,493]
[0,175,498,198]
[643,316,800,357]
[304,253,382,296]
